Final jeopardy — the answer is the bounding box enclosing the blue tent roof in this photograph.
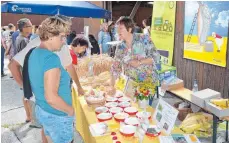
[1,1,111,19]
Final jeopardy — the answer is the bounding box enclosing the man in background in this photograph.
[15,18,32,54]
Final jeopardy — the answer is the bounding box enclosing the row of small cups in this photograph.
[106,96,131,103]
[96,106,151,123]
[96,106,137,122]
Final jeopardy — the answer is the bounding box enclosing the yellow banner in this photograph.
[151,1,176,66]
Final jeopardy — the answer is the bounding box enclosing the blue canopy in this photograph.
[1,1,111,19]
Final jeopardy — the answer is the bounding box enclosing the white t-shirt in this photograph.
[2,30,13,44]
[13,37,72,68]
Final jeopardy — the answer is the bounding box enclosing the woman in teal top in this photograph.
[98,22,111,54]
[28,16,75,143]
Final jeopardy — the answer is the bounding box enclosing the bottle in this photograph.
[192,79,198,92]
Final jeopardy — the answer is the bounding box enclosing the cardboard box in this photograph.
[157,64,177,84]
[161,79,184,91]
[191,89,221,108]
[206,102,229,118]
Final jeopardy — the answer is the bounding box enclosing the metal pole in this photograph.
[212,115,217,143]
[129,2,141,20]
[226,121,228,141]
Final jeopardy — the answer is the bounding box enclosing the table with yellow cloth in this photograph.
[72,87,183,143]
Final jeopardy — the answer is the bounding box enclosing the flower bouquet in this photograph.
[134,84,155,109]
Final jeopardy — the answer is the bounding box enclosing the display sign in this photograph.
[151,1,176,66]
[153,98,179,135]
[184,1,229,67]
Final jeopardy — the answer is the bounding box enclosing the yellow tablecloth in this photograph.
[72,87,183,143]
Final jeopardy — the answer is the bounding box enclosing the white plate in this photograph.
[106,96,118,102]
[118,101,131,108]
[136,111,151,119]
[97,113,112,120]
[124,117,140,126]
[118,97,131,102]
[105,102,118,108]
[95,106,108,114]
[109,107,123,114]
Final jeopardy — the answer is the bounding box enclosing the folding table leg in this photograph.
[226,121,228,142]
[212,115,218,143]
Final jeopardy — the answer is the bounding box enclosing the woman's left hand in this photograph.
[128,60,140,68]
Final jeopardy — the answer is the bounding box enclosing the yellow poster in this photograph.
[184,1,228,67]
[151,1,176,66]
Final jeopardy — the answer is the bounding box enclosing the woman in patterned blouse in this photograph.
[109,16,160,95]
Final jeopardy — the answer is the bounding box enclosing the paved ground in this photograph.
[1,58,228,143]
[1,58,43,143]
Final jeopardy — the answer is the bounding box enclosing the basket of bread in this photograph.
[76,54,114,77]
[85,89,106,108]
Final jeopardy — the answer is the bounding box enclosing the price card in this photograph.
[115,73,129,92]
[124,78,137,100]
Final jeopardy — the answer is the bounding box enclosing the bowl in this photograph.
[118,97,131,103]
[118,101,131,109]
[97,113,112,122]
[124,107,138,116]
[95,106,109,115]
[105,102,118,108]
[114,113,129,122]
[109,107,123,115]
[119,125,136,137]
[136,111,151,120]
[124,117,140,126]
[145,125,161,137]
[106,96,118,102]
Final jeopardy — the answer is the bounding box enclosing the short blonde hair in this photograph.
[38,15,71,41]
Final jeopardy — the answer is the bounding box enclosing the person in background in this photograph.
[69,37,88,66]
[133,23,142,33]
[142,19,151,36]
[15,18,32,54]
[67,30,76,45]
[11,30,20,56]
[30,25,39,41]
[14,18,33,123]
[1,29,7,77]
[28,15,74,143]
[98,22,111,54]
[108,21,116,41]
[89,34,100,55]
[2,23,14,57]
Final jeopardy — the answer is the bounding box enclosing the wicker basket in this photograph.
[174,101,193,121]
[85,96,106,108]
